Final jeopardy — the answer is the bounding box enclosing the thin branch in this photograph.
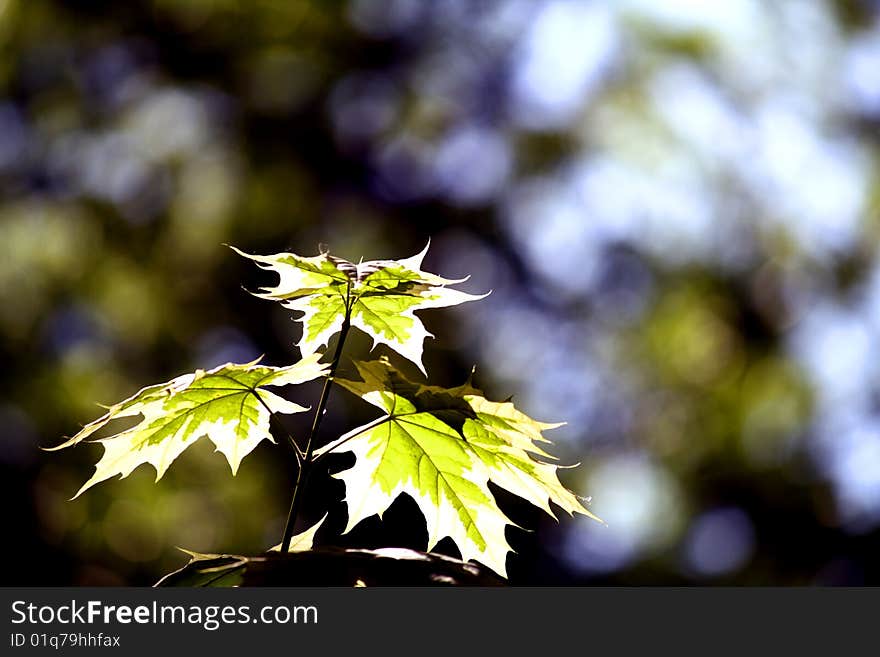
[253,391,305,465]
[272,415,305,466]
[279,280,353,552]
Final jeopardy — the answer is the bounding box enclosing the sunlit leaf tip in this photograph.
[268,513,328,552]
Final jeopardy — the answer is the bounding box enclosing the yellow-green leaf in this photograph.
[317,358,601,578]
[49,354,328,497]
[231,242,487,373]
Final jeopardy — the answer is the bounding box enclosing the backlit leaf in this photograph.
[231,242,487,373]
[48,354,328,497]
[317,358,601,578]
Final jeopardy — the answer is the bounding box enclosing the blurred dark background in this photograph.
[3,0,880,585]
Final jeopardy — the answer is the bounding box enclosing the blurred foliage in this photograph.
[3,0,880,585]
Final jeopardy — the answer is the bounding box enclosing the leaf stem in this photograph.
[278,283,353,552]
[253,393,305,465]
[310,413,390,465]
[274,414,306,466]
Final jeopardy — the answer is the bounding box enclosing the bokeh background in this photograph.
[3,0,880,585]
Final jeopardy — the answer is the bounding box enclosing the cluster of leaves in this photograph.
[54,244,599,579]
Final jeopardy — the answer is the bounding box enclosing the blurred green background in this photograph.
[3,0,880,585]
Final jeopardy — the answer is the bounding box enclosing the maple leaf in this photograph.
[47,354,328,497]
[230,242,487,373]
[316,358,601,578]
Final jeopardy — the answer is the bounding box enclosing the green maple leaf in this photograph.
[231,242,487,373]
[316,358,601,578]
[48,354,328,497]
